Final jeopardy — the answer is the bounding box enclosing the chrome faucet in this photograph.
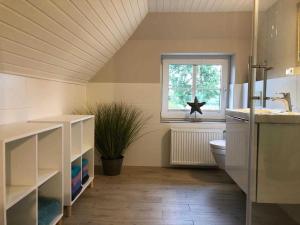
[268,92,292,112]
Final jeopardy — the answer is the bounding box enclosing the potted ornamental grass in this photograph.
[75,103,148,176]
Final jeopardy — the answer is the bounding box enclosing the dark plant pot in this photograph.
[101,156,124,176]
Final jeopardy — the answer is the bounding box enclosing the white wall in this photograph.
[87,82,225,167]
[87,82,169,167]
[0,73,86,125]
[93,12,252,84]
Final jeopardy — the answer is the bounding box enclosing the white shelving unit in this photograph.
[0,122,63,225]
[32,115,95,216]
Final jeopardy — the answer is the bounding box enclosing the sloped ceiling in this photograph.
[0,0,148,83]
[148,0,277,12]
[0,0,275,83]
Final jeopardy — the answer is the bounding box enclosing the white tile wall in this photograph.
[241,76,300,111]
[0,74,28,109]
[0,73,86,125]
[242,83,248,108]
[229,84,243,109]
[264,76,298,111]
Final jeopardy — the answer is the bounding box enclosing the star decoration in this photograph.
[187,97,206,115]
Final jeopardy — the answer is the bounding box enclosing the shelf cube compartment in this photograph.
[37,128,62,186]
[38,173,63,225]
[30,115,95,211]
[71,122,82,161]
[71,158,82,202]
[82,149,94,186]
[82,118,94,153]
[6,190,37,225]
[5,135,37,208]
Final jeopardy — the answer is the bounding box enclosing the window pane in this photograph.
[196,89,221,110]
[196,65,222,89]
[196,65,222,110]
[168,64,193,110]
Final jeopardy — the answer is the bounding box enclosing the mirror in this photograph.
[257,0,300,79]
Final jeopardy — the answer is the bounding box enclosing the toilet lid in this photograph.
[209,140,226,150]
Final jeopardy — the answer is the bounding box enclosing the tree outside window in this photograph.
[168,64,222,111]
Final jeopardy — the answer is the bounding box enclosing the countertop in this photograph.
[226,108,300,124]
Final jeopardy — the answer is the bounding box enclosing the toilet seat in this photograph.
[209,140,226,150]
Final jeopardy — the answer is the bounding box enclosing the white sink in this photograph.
[274,112,300,115]
[255,109,281,114]
[226,108,300,124]
[231,108,282,115]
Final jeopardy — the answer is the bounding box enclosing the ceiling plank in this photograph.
[112,0,134,35]
[1,50,93,79]
[0,22,99,72]
[0,3,102,66]
[0,62,88,83]
[85,0,124,48]
[102,0,130,40]
[0,0,147,82]
[0,37,96,75]
[148,0,276,12]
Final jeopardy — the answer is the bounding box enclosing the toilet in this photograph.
[210,140,226,170]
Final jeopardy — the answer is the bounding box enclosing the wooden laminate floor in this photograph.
[63,167,246,225]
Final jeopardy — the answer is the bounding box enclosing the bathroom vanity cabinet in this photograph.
[225,116,250,194]
[226,110,300,204]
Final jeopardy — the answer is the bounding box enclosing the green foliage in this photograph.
[168,64,221,110]
[75,103,148,159]
[168,64,192,109]
[196,65,221,109]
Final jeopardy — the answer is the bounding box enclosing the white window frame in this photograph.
[161,58,229,120]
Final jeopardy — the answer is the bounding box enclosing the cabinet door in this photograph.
[225,116,249,193]
[257,124,300,203]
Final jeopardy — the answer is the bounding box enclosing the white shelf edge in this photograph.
[1,123,63,143]
[70,115,95,124]
[6,185,36,209]
[48,213,63,225]
[82,146,93,155]
[72,147,94,161]
[31,115,94,124]
[38,169,59,187]
[71,177,94,205]
[71,153,81,162]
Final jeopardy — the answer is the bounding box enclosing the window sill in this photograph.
[160,118,226,123]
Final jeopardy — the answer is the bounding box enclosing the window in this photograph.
[161,56,229,120]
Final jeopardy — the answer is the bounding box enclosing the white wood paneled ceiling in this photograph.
[0,0,275,83]
[148,0,277,12]
[0,0,148,83]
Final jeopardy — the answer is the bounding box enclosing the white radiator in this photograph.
[170,128,224,165]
